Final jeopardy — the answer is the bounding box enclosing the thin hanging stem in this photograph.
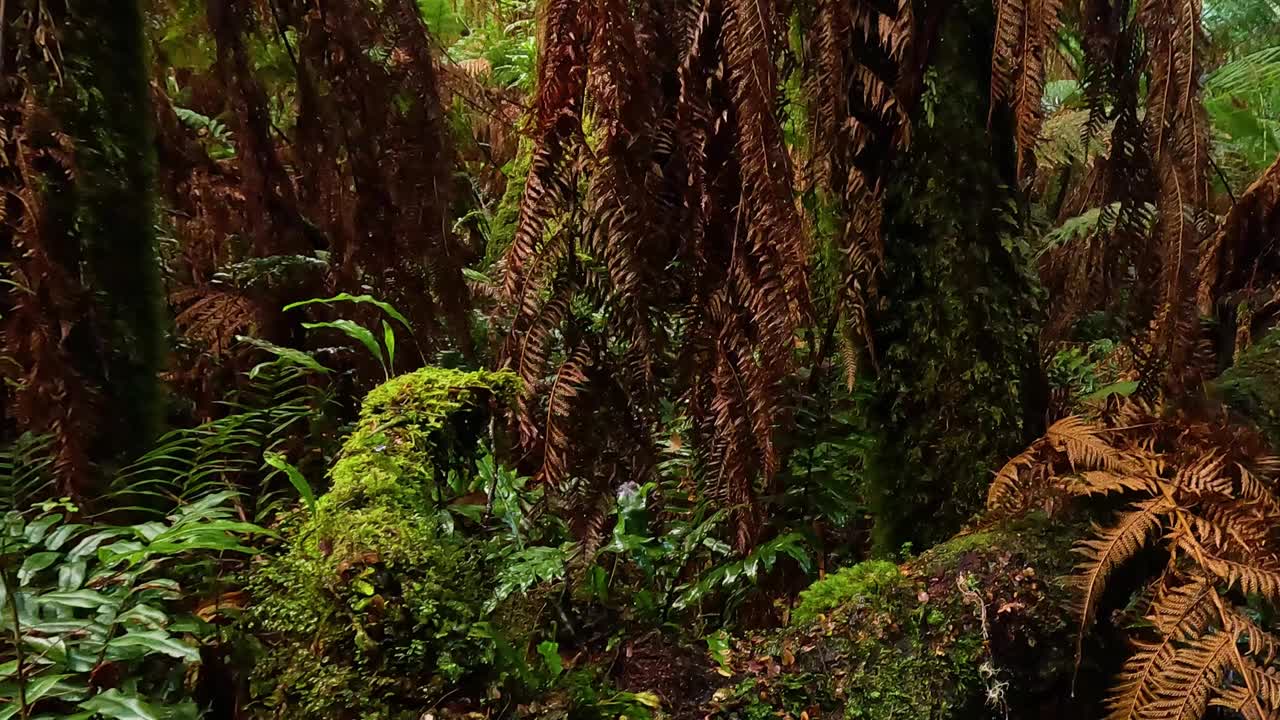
[3,565,30,719]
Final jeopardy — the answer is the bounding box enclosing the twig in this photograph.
[1209,154,1238,207]
[1,0,8,75]
[4,567,30,720]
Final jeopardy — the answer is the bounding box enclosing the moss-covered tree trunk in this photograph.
[57,0,166,465]
[863,0,1045,553]
[1,1,164,491]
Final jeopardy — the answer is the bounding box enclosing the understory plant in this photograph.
[0,492,265,718]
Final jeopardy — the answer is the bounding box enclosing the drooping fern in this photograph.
[987,401,1280,720]
[989,0,1065,180]
[805,0,930,387]
[501,0,813,551]
[1197,153,1280,351]
[103,363,331,522]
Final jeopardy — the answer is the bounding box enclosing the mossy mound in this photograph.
[1215,329,1280,448]
[707,517,1085,720]
[246,368,517,719]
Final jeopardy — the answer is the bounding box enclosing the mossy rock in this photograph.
[246,368,517,719]
[707,516,1087,720]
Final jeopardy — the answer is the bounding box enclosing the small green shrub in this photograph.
[0,493,265,718]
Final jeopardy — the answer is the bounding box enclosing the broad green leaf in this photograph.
[36,589,115,610]
[1081,380,1139,402]
[136,578,181,595]
[45,523,87,551]
[58,559,88,590]
[235,336,331,376]
[620,691,662,709]
[2,511,21,538]
[19,552,60,585]
[118,603,170,629]
[24,514,62,544]
[67,530,129,560]
[25,620,109,637]
[537,640,563,678]
[20,635,68,663]
[108,630,200,663]
[382,319,397,371]
[131,522,167,542]
[174,490,242,519]
[78,688,164,720]
[301,320,383,368]
[98,540,146,567]
[284,293,412,329]
[264,452,315,514]
[0,657,51,681]
[0,674,73,719]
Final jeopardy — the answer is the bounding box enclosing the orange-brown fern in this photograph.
[987,401,1280,720]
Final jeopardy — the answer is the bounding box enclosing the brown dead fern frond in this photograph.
[1196,153,1280,351]
[986,401,1280,720]
[989,0,1064,181]
[1068,497,1174,667]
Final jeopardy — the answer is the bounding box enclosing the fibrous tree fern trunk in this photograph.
[206,0,314,258]
[1,0,165,493]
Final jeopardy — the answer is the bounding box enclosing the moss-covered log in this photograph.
[706,517,1094,720]
[247,368,517,719]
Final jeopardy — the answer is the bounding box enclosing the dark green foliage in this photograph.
[861,0,1044,553]
[0,435,55,513]
[104,364,333,523]
[1214,328,1280,447]
[0,492,265,718]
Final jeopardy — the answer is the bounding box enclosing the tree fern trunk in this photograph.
[863,0,1044,554]
[61,0,165,468]
[2,0,166,490]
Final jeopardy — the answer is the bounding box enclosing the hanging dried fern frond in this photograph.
[1196,153,1280,349]
[989,0,1065,180]
[205,0,313,258]
[539,342,593,490]
[1,50,99,496]
[805,0,927,387]
[1142,627,1239,720]
[1106,577,1217,720]
[502,0,814,551]
[1068,496,1173,664]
